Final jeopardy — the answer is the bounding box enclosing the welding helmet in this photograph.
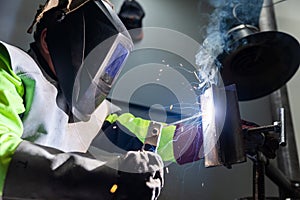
[28,0,133,121]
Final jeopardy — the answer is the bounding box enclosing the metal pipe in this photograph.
[265,162,300,197]
[259,0,278,31]
[279,108,286,146]
[270,87,300,198]
[253,154,266,200]
[247,124,280,134]
[259,0,300,198]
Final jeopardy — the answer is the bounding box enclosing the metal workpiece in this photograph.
[200,85,222,168]
[201,84,246,168]
[219,85,246,168]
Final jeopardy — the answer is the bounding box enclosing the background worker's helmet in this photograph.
[28,0,133,121]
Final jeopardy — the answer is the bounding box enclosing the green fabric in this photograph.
[0,43,25,196]
[105,113,119,124]
[116,113,150,143]
[106,113,177,162]
[157,123,176,162]
[19,76,36,117]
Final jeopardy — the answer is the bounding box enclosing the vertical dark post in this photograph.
[253,154,266,200]
[259,0,300,198]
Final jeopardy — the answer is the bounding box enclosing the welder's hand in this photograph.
[114,151,164,200]
[258,133,279,159]
[242,120,280,159]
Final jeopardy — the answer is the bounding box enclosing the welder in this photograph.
[0,0,203,199]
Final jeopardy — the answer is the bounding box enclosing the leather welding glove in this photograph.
[3,140,164,200]
[113,151,164,200]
